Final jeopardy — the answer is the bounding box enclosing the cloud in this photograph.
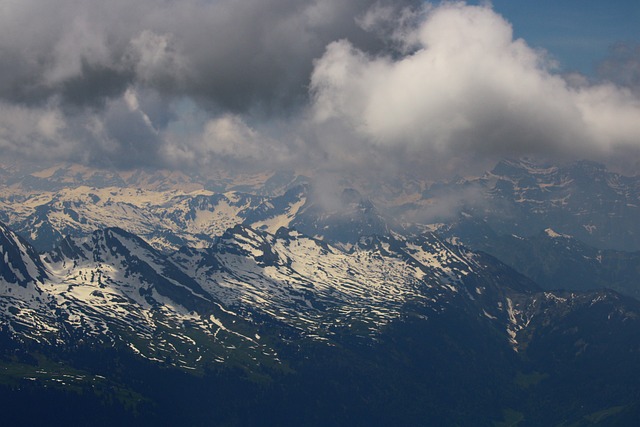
[0,0,422,170]
[310,2,640,174]
[0,1,638,176]
[186,114,295,169]
[0,89,164,168]
[0,102,69,159]
[597,42,640,95]
[0,0,419,111]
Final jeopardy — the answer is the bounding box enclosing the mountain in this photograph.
[0,221,48,288]
[0,161,311,252]
[287,187,392,247]
[3,219,640,425]
[0,178,389,253]
[444,225,640,300]
[3,158,639,254]
[421,158,640,251]
[3,158,640,425]
[416,158,640,301]
[1,224,274,372]
[3,219,537,361]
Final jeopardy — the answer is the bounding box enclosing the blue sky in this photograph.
[471,0,640,75]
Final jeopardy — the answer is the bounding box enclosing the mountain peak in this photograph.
[0,221,49,287]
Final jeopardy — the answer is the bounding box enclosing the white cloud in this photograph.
[310,2,640,164]
[203,115,265,160]
[0,102,66,156]
[159,114,296,170]
[128,30,188,89]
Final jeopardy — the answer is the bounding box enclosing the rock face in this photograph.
[466,159,640,251]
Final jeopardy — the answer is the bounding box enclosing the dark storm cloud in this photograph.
[98,99,162,168]
[0,0,418,112]
[0,1,133,107]
[61,61,134,108]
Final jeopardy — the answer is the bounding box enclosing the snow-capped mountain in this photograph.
[440,225,640,300]
[3,158,639,256]
[1,220,489,356]
[3,159,640,425]
[0,171,393,253]
[0,161,312,251]
[0,221,48,288]
[421,158,640,251]
[0,184,309,252]
[3,218,638,365]
[1,223,278,369]
[485,159,640,250]
[2,218,640,425]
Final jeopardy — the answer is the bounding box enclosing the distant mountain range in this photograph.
[2,159,640,425]
[411,158,640,250]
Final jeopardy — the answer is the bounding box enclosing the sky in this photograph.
[474,0,640,76]
[0,0,639,178]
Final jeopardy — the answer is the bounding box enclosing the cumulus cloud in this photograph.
[0,0,421,170]
[0,1,638,176]
[310,2,640,174]
[187,114,295,168]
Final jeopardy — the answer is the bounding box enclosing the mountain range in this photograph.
[2,158,640,426]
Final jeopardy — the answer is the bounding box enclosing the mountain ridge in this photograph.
[3,159,640,425]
